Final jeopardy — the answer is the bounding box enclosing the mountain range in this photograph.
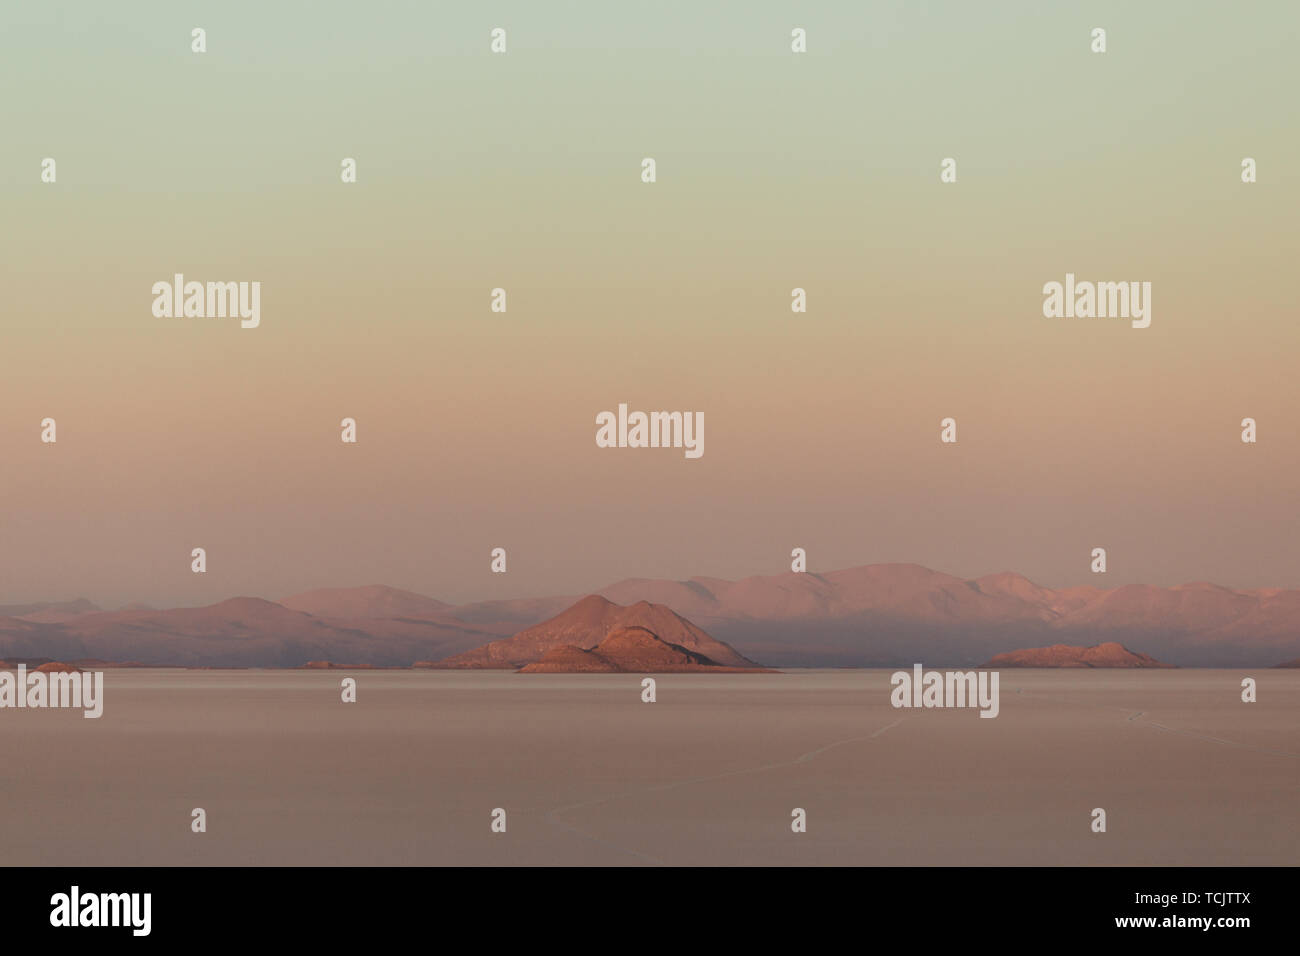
[2,563,1298,667]
[982,642,1172,668]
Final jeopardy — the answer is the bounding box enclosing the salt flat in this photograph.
[0,669,1294,866]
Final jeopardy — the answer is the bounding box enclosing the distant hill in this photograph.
[982,642,1172,668]
[33,661,81,674]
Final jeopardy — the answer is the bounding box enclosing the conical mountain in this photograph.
[434,595,757,669]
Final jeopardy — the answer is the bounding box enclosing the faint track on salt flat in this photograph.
[1124,710,1299,759]
[1009,689,1299,759]
[542,717,905,864]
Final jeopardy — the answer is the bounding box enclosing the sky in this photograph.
[2,1,1298,608]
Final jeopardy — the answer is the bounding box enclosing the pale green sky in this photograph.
[2,1,1298,606]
